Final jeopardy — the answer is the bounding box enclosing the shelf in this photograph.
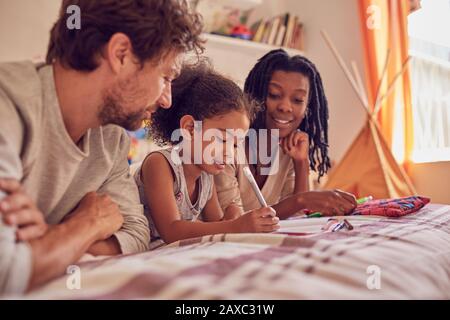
[203,33,305,58]
[195,0,262,11]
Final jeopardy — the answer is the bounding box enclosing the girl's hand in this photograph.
[233,207,280,233]
[280,130,309,162]
[297,190,357,216]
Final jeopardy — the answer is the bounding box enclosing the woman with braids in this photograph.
[215,49,357,219]
[134,61,280,246]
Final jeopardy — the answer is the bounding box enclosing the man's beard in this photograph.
[98,92,147,131]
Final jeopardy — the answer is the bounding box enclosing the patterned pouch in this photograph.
[350,196,431,217]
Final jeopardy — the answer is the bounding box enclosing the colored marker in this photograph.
[343,219,354,230]
[322,218,338,231]
[307,212,323,218]
[357,196,373,205]
[243,166,268,208]
[332,221,346,232]
[307,196,372,218]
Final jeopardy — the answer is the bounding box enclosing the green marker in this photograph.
[307,212,323,218]
[356,196,373,205]
[307,196,373,218]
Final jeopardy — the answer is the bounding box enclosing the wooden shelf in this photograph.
[203,33,305,58]
[194,0,262,11]
[212,0,262,10]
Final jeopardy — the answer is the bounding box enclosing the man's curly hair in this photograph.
[47,0,204,70]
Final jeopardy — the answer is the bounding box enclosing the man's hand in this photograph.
[0,178,48,241]
[68,192,124,241]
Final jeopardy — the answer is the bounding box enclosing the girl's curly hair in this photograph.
[149,60,259,146]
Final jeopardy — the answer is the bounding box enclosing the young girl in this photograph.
[215,49,357,219]
[134,62,279,245]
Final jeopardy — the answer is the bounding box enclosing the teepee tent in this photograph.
[320,30,416,199]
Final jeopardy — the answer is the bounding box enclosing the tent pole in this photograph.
[372,121,418,195]
[372,49,391,116]
[351,61,369,111]
[368,120,396,197]
[321,30,370,114]
[372,57,412,117]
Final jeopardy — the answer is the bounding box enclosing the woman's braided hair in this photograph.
[244,49,331,180]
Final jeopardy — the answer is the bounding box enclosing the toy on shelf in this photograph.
[195,0,257,37]
[230,24,252,40]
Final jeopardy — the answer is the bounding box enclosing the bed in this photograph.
[22,203,450,299]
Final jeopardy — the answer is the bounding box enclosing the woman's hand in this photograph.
[280,130,309,162]
[297,190,357,216]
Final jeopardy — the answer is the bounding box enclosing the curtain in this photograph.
[357,0,414,164]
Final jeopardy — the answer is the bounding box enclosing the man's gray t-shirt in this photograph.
[0,62,150,294]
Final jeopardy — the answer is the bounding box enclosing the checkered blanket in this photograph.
[22,204,450,299]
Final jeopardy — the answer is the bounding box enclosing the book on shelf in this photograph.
[261,20,273,43]
[250,19,261,38]
[249,12,304,51]
[291,23,304,51]
[280,13,289,45]
[252,19,265,42]
[267,16,281,45]
[206,11,304,52]
[275,24,286,46]
[283,14,296,47]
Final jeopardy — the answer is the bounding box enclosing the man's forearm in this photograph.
[27,215,100,291]
[87,236,122,256]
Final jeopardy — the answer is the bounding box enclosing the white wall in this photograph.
[284,0,367,163]
[409,162,450,204]
[0,0,60,62]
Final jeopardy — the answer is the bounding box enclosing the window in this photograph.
[408,0,450,163]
